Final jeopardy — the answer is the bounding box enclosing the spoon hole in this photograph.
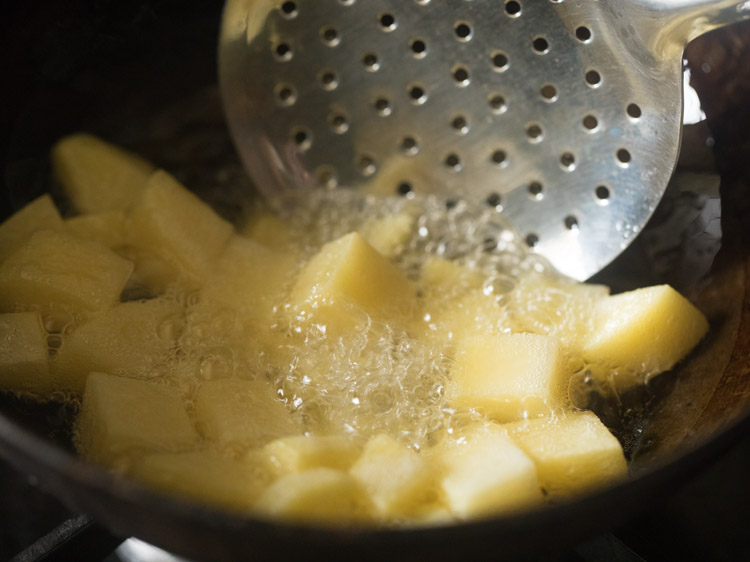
[451,115,470,134]
[489,93,507,114]
[532,36,549,54]
[486,192,503,209]
[526,123,543,142]
[586,69,602,87]
[541,84,558,102]
[491,51,510,71]
[410,39,427,58]
[505,1,522,17]
[627,103,642,119]
[575,26,592,42]
[595,185,611,204]
[452,65,471,86]
[528,181,544,199]
[397,181,414,196]
[444,153,462,172]
[280,2,298,18]
[400,136,419,155]
[616,148,632,165]
[583,114,599,131]
[379,13,397,31]
[454,21,473,41]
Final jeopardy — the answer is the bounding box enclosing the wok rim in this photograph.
[1,395,749,560]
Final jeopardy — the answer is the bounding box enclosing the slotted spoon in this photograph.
[219,0,749,280]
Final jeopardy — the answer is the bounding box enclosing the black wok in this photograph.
[1,2,749,560]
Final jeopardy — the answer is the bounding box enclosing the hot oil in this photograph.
[48,185,660,477]
[158,190,623,454]
[265,192,542,450]
[51,187,659,467]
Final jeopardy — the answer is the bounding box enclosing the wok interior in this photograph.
[1,0,749,557]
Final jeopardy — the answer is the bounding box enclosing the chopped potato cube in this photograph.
[200,236,295,324]
[193,378,297,448]
[583,285,709,387]
[440,424,542,518]
[242,212,297,252]
[420,258,484,293]
[448,333,563,422]
[52,133,154,213]
[0,195,63,262]
[505,276,613,396]
[418,291,509,348]
[66,210,128,249]
[129,171,233,281]
[291,232,415,333]
[0,230,133,313]
[118,247,178,299]
[78,372,199,464]
[350,434,435,517]
[53,298,183,393]
[508,275,609,347]
[255,468,367,524]
[0,312,51,395]
[263,435,360,475]
[405,504,455,527]
[131,449,271,511]
[360,211,414,258]
[189,236,296,356]
[416,258,509,347]
[506,411,627,497]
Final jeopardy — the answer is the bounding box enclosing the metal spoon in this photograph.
[219,0,749,280]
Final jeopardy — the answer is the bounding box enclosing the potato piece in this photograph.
[508,275,610,347]
[193,378,297,448]
[0,230,133,313]
[440,424,542,519]
[52,133,154,213]
[360,211,414,258]
[256,468,367,524]
[66,210,128,249]
[131,449,271,511]
[448,333,563,422]
[417,290,509,348]
[506,411,627,498]
[78,372,199,464]
[582,285,709,388]
[416,258,510,347]
[263,435,360,475]
[242,212,297,252]
[188,236,296,358]
[200,236,295,324]
[291,232,415,334]
[404,504,455,527]
[420,258,485,293]
[118,247,179,299]
[53,298,183,393]
[129,170,233,282]
[0,312,52,395]
[0,195,63,262]
[349,434,435,517]
[504,275,613,397]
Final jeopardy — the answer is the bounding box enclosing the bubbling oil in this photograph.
[176,190,568,452]
[52,186,654,474]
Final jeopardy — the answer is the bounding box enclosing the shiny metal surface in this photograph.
[219,0,749,280]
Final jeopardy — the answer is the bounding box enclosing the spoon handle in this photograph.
[631,0,750,58]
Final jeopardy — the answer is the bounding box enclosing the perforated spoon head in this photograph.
[220,0,749,280]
